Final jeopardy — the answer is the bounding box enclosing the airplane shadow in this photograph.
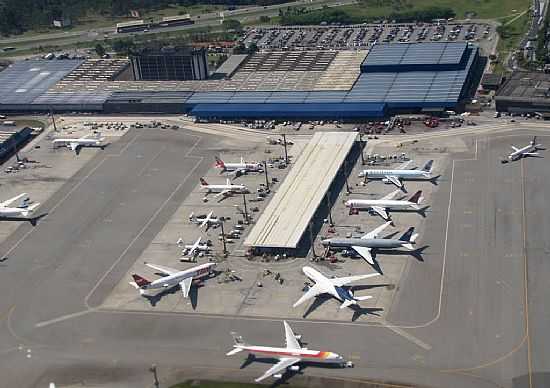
[350,306,384,322]
[142,285,180,307]
[302,294,332,318]
[376,245,429,263]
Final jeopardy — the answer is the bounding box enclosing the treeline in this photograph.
[279,6,455,26]
[0,0,290,36]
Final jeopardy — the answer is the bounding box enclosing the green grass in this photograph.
[170,380,306,388]
[493,10,530,72]
[334,0,530,21]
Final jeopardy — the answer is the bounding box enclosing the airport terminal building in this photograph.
[0,42,480,120]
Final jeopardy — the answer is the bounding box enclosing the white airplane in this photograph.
[0,193,40,218]
[176,236,210,259]
[321,222,419,265]
[358,160,435,189]
[226,321,351,382]
[189,211,221,229]
[345,190,424,220]
[294,266,380,309]
[506,136,544,161]
[199,177,248,199]
[215,156,263,176]
[52,132,106,154]
[129,262,216,298]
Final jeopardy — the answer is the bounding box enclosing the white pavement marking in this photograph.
[381,321,432,351]
[84,136,204,309]
[35,309,93,328]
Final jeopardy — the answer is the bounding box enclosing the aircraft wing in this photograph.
[330,272,380,287]
[384,175,402,188]
[370,206,389,220]
[145,263,179,275]
[283,321,302,350]
[352,246,374,264]
[214,189,231,198]
[200,212,212,228]
[255,357,301,382]
[362,221,392,239]
[523,152,542,157]
[293,284,323,308]
[188,237,201,256]
[510,145,520,152]
[381,190,400,201]
[179,277,193,298]
[0,193,29,208]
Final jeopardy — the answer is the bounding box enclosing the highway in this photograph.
[0,0,358,52]
[0,121,548,387]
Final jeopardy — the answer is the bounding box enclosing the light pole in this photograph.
[282,134,289,165]
[219,217,227,256]
[263,160,269,190]
[149,364,159,388]
[242,193,249,224]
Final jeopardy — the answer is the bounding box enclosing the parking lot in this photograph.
[240,22,494,51]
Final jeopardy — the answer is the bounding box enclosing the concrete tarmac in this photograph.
[0,125,548,388]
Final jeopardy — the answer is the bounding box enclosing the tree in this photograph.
[95,43,106,57]
[248,42,258,53]
[222,19,242,32]
[259,15,270,23]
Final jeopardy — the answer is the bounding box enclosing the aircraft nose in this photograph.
[321,239,330,246]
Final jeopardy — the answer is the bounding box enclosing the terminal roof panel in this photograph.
[0,60,83,105]
[361,42,468,72]
[244,132,357,249]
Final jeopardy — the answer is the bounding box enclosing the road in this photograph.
[0,0,358,52]
[0,122,548,387]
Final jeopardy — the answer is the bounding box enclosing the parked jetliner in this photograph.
[345,190,424,220]
[176,236,210,259]
[294,266,380,309]
[226,321,351,382]
[215,156,263,176]
[358,160,436,189]
[322,222,418,265]
[200,177,248,199]
[505,136,544,162]
[0,193,40,219]
[189,211,221,229]
[130,262,216,298]
[52,132,105,154]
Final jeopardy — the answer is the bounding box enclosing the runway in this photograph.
[0,124,548,388]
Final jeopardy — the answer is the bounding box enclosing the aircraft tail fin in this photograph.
[422,160,434,173]
[131,274,151,288]
[199,177,208,186]
[354,295,373,302]
[402,233,419,250]
[409,190,423,206]
[399,227,415,242]
[215,156,226,169]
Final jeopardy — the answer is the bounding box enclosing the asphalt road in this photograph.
[0,0,358,52]
[0,125,548,388]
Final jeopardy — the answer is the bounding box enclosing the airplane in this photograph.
[199,177,248,199]
[226,320,351,382]
[176,236,210,259]
[52,132,106,155]
[505,136,544,162]
[358,160,436,189]
[345,190,424,220]
[215,156,263,176]
[129,262,216,298]
[293,266,380,309]
[321,221,418,265]
[0,193,40,219]
[189,211,221,229]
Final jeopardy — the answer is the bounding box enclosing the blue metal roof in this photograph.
[361,42,469,73]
